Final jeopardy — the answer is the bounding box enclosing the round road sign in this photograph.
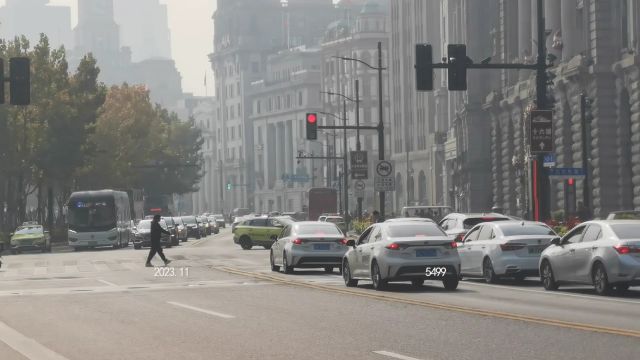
[376,161,393,177]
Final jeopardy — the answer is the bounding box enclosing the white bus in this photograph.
[66,190,132,250]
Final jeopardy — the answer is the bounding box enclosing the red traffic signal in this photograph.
[306,113,318,140]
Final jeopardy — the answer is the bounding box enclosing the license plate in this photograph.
[528,246,544,254]
[21,240,32,245]
[416,249,437,257]
[313,244,330,251]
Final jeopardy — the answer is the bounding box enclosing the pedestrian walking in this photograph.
[146,214,172,267]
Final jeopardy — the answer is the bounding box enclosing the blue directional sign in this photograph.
[543,154,556,168]
[548,168,585,178]
[282,174,310,183]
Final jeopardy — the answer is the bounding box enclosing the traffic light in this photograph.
[447,44,468,91]
[10,57,30,105]
[415,44,434,91]
[306,112,318,140]
[226,183,232,191]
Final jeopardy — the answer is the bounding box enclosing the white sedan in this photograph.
[342,221,461,291]
[270,221,349,274]
[539,220,640,295]
[458,221,557,283]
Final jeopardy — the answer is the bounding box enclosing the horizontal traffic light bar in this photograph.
[296,156,344,160]
[319,125,378,130]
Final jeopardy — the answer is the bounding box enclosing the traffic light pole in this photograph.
[342,100,349,221]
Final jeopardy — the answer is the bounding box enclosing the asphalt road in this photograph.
[0,228,638,360]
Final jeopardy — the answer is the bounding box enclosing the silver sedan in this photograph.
[539,220,640,295]
[270,221,349,274]
[342,221,461,291]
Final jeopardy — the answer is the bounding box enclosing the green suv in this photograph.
[10,223,51,254]
[233,217,292,250]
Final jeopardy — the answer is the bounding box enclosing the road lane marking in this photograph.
[217,266,640,339]
[461,280,640,304]
[97,279,118,287]
[167,301,235,319]
[0,320,69,360]
[373,351,423,360]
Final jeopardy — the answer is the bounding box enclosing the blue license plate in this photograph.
[313,244,330,251]
[416,249,437,257]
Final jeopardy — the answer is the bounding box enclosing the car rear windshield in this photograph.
[499,224,555,236]
[138,221,152,229]
[463,217,509,229]
[296,224,343,236]
[610,224,640,239]
[387,224,446,237]
[182,216,196,224]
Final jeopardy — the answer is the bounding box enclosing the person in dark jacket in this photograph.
[146,215,172,267]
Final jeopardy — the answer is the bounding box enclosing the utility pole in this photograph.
[355,79,362,219]
[533,0,550,222]
[342,99,349,220]
[580,93,591,218]
[377,42,386,219]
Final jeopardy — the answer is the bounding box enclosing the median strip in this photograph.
[216,266,640,339]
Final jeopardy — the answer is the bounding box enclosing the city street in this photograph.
[0,229,638,360]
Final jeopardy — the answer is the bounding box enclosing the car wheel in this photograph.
[324,267,334,273]
[482,257,499,284]
[541,260,558,290]
[371,261,387,291]
[172,237,179,246]
[592,263,612,296]
[283,252,294,274]
[343,260,358,287]
[615,284,630,293]
[270,250,280,272]
[443,276,459,290]
[239,236,253,250]
[411,279,424,287]
[11,250,17,255]
[196,234,201,240]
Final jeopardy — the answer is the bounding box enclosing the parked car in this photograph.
[161,217,180,246]
[342,221,461,291]
[207,216,220,234]
[271,221,349,274]
[172,217,189,242]
[212,214,226,228]
[181,216,202,239]
[438,213,511,242]
[539,220,640,295]
[458,221,557,283]
[233,217,293,250]
[10,224,51,254]
[197,216,212,235]
[133,219,172,249]
[606,211,640,220]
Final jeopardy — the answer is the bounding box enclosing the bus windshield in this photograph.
[402,206,453,223]
[68,199,116,232]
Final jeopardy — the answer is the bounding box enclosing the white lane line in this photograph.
[462,281,640,305]
[0,320,69,360]
[167,301,235,319]
[373,350,423,360]
[97,279,118,287]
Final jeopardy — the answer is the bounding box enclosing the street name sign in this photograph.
[530,110,554,154]
[350,151,368,179]
[548,167,586,179]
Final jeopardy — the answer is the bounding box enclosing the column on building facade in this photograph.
[499,101,516,213]
[487,96,504,210]
[545,0,562,60]
[285,120,293,177]
[276,122,284,185]
[560,0,578,61]
[518,0,532,60]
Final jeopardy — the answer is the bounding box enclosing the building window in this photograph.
[230,106,234,119]
[277,96,281,110]
[237,103,241,118]
[237,82,241,96]
[252,61,259,73]
[286,94,291,108]
[231,127,235,139]
[298,92,303,106]
[621,0,634,50]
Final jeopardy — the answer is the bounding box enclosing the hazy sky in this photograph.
[0,0,216,96]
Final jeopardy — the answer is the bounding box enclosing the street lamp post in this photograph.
[334,41,387,219]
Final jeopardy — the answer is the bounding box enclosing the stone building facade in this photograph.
[389,0,497,214]
[485,0,640,219]
[321,0,390,214]
[250,48,324,213]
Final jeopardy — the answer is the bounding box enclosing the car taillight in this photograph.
[292,239,303,245]
[500,243,526,251]
[386,243,400,250]
[339,238,348,245]
[455,233,465,242]
[614,245,640,254]
[449,241,458,249]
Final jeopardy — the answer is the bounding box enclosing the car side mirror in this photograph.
[550,237,561,246]
[346,239,356,248]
